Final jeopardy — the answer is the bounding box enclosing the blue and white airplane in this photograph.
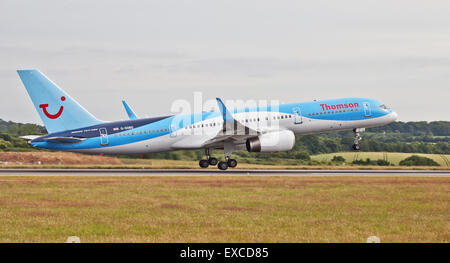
[18,69,397,170]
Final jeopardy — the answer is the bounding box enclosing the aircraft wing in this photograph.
[172,98,261,150]
[122,100,138,120]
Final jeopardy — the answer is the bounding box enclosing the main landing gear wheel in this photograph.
[227,158,237,168]
[199,148,218,168]
[208,157,218,166]
[218,161,228,170]
[199,159,209,168]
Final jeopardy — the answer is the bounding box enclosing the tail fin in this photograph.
[17,69,102,133]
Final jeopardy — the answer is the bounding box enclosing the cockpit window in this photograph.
[379,104,389,110]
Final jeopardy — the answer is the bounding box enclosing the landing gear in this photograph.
[199,159,209,168]
[352,144,361,151]
[199,148,219,168]
[199,145,238,170]
[208,157,218,166]
[352,128,365,151]
[217,158,238,171]
[227,158,237,168]
[218,161,228,170]
[219,141,238,170]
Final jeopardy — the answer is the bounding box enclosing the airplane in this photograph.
[17,69,398,170]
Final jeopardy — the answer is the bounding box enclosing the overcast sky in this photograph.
[1,0,449,124]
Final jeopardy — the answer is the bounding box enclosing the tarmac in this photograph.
[0,169,448,177]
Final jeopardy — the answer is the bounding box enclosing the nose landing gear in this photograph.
[352,128,365,151]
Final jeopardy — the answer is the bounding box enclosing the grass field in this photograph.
[1,151,449,169]
[0,176,448,243]
[311,152,450,166]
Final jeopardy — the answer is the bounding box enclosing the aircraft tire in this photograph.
[227,159,237,168]
[218,161,228,170]
[199,159,209,168]
[208,157,218,166]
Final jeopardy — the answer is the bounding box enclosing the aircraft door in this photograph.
[363,102,372,117]
[99,128,109,145]
[293,107,303,124]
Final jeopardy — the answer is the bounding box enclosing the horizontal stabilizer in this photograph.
[20,135,42,140]
[44,137,86,143]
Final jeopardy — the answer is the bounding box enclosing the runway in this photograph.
[0,169,448,177]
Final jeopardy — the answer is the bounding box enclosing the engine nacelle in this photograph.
[246,130,295,152]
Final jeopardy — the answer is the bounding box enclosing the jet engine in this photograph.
[246,130,295,152]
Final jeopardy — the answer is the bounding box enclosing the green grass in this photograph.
[0,176,448,242]
[311,152,450,166]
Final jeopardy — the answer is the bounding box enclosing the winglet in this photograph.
[122,100,138,120]
[216,98,234,123]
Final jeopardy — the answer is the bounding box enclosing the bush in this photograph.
[331,156,346,163]
[399,155,440,166]
[352,158,390,166]
[375,159,391,166]
[0,139,13,150]
[295,151,311,161]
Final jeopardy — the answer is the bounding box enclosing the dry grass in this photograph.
[0,151,449,170]
[0,176,448,243]
[312,152,450,166]
[0,152,121,165]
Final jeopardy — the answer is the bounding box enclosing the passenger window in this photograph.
[165,128,167,132]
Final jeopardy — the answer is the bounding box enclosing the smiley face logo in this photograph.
[39,96,65,119]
